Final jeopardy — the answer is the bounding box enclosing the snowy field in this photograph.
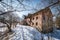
[0,24,60,40]
[9,25,41,40]
[9,24,60,40]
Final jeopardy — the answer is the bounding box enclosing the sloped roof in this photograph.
[25,7,52,18]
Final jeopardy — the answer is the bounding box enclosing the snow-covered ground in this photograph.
[9,25,60,40]
[0,24,60,40]
[9,25,41,40]
[0,27,7,32]
[42,30,60,40]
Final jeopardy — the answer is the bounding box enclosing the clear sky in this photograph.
[0,0,60,18]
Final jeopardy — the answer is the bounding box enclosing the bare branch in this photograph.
[0,11,13,15]
[1,1,12,7]
[16,0,37,11]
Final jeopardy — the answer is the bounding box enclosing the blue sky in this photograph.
[0,0,60,18]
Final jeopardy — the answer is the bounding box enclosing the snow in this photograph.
[9,25,41,40]
[1,24,60,40]
[0,27,8,32]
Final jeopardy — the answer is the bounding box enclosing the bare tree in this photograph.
[0,10,21,32]
[0,0,37,32]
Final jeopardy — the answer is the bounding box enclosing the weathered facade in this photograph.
[24,7,53,33]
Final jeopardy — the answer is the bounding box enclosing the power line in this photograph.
[46,0,60,8]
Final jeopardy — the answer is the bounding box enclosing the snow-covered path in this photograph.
[9,25,41,40]
[2,25,60,40]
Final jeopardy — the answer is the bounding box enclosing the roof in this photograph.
[25,7,52,19]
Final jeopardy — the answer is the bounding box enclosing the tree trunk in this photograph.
[6,23,12,32]
[7,24,12,32]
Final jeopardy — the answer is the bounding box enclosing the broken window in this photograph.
[33,18,34,20]
[36,17,38,20]
[36,22,38,25]
[32,22,34,25]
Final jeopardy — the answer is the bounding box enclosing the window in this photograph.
[42,13,45,20]
[32,22,34,25]
[33,18,34,20]
[36,22,38,25]
[36,17,38,20]
[43,16,45,20]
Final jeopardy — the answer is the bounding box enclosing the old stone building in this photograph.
[24,7,53,33]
